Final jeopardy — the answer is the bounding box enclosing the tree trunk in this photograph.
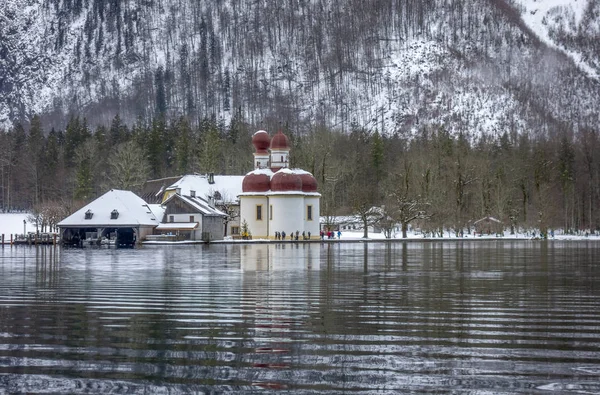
[402,222,408,238]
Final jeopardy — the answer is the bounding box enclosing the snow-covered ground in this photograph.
[3,212,598,244]
[0,213,36,236]
[515,0,598,79]
[219,229,600,242]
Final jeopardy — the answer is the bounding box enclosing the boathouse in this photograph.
[57,189,161,246]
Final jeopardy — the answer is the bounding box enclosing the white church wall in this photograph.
[304,196,321,239]
[240,196,268,238]
[270,195,304,239]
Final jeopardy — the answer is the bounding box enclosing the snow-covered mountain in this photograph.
[1,0,598,136]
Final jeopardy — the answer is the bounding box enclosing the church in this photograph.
[239,130,321,240]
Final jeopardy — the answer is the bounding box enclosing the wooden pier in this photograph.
[1,233,58,246]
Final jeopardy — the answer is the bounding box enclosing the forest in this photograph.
[0,113,597,238]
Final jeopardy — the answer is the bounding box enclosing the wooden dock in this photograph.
[1,233,58,246]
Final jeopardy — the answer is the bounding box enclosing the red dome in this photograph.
[270,131,290,150]
[242,172,271,192]
[299,173,318,192]
[271,171,302,192]
[252,130,270,154]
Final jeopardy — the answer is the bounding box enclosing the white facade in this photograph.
[270,149,289,169]
[269,194,305,237]
[303,196,321,237]
[240,195,268,238]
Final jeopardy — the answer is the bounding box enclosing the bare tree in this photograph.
[105,141,150,193]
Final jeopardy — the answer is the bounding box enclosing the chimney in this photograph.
[208,172,215,184]
[176,188,181,195]
[190,190,196,197]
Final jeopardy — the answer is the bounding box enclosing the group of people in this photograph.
[271,229,343,240]
[320,230,341,240]
[274,230,311,240]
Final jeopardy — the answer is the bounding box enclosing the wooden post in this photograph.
[1,234,4,246]
[10,234,13,245]
[53,233,57,246]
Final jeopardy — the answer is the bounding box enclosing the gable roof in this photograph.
[474,216,502,225]
[57,189,161,227]
[165,174,244,204]
[163,193,227,217]
[140,176,182,204]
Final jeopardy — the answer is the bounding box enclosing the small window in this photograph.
[111,209,119,219]
[307,205,313,221]
[270,205,273,220]
[256,205,262,221]
[169,215,174,223]
[280,155,283,162]
[190,215,195,222]
[231,226,240,235]
[85,210,93,220]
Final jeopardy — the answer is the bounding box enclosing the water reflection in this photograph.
[0,241,600,393]
[240,243,320,271]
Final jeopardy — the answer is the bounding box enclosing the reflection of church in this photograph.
[239,130,321,240]
[240,243,321,271]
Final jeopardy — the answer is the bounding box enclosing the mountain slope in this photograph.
[0,0,598,136]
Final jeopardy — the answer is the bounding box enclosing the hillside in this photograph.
[0,0,599,137]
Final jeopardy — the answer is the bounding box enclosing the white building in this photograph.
[238,130,321,240]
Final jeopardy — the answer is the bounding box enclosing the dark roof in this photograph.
[140,176,182,204]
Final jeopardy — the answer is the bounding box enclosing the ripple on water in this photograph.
[1,243,600,393]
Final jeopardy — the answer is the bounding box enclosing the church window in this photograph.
[256,205,263,221]
[307,205,313,221]
[270,205,273,220]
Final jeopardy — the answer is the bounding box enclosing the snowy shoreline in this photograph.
[3,213,599,245]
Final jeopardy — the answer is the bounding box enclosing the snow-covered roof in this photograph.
[58,190,160,228]
[239,191,321,197]
[474,216,502,224]
[166,174,244,204]
[239,168,321,197]
[163,193,227,217]
[156,223,198,230]
[147,204,166,222]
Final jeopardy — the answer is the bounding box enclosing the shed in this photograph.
[474,216,503,235]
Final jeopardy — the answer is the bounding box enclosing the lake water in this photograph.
[0,241,599,394]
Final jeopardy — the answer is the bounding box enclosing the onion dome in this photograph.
[299,173,318,192]
[270,131,290,150]
[252,130,271,154]
[242,172,271,192]
[271,170,302,192]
